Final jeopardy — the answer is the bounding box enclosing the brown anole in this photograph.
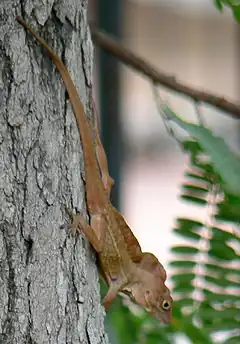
[16,17,173,324]
[92,101,170,305]
[92,100,168,276]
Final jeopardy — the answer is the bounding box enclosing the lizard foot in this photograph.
[68,213,83,237]
[61,205,81,237]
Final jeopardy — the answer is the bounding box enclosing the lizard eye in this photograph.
[162,300,170,310]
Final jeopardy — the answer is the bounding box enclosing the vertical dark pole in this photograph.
[98,0,123,209]
[238,25,240,148]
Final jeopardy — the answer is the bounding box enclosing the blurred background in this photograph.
[88,1,239,343]
[89,0,238,270]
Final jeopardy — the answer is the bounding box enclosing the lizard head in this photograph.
[144,284,173,324]
[123,252,173,324]
[125,279,173,324]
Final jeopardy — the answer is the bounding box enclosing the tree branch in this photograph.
[90,25,240,120]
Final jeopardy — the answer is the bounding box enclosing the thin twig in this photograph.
[194,101,206,126]
[151,83,182,147]
[90,24,240,120]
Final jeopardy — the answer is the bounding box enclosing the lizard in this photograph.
[92,99,171,303]
[16,17,173,324]
[92,99,168,275]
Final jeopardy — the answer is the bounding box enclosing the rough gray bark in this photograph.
[0,1,108,343]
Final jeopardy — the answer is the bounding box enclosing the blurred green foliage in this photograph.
[167,106,240,196]
[101,133,240,343]
[214,0,240,21]
[100,5,240,343]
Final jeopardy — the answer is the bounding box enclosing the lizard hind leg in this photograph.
[70,213,106,253]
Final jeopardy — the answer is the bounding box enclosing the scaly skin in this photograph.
[93,102,173,323]
[16,17,173,323]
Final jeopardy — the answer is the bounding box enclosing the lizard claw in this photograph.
[68,214,82,237]
[61,205,80,237]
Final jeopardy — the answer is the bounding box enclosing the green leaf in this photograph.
[225,336,240,344]
[211,226,237,241]
[182,184,208,193]
[226,193,240,205]
[214,0,224,11]
[185,171,210,183]
[182,140,203,154]
[181,184,209,201]
[201,288,239,302]
[205,263,240,276]
[170,260,196,268]
[177,218,203,229]
[171,245,199,254]
[204,275,240,288]
[174,218,203,240]
[173,283,195,293]
[233,6,240,21]
[180,322,213,344]
[209,241,237,260]
[173,298,194,309]
[172,273,195,283]
[174,227,201,241]
[227,0,240,6]
[145,331,171,344]
[206,320,240,333]
[216,195,240,223]
[180,195,207,205]
[199,307,240,322]
[166,108,240,196]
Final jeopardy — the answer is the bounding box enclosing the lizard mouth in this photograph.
[123,289,131,296]
[121,289,137,304]
[155,310,172,324]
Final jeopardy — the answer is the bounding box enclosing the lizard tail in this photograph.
[16,16,97,174]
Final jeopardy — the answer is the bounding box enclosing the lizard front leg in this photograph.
[103,277,129,311]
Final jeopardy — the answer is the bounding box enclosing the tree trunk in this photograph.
[0,1,108,343]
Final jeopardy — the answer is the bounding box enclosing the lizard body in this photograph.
[92,103,172,320]
[16,17,172,323]
[93,101,168,277]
